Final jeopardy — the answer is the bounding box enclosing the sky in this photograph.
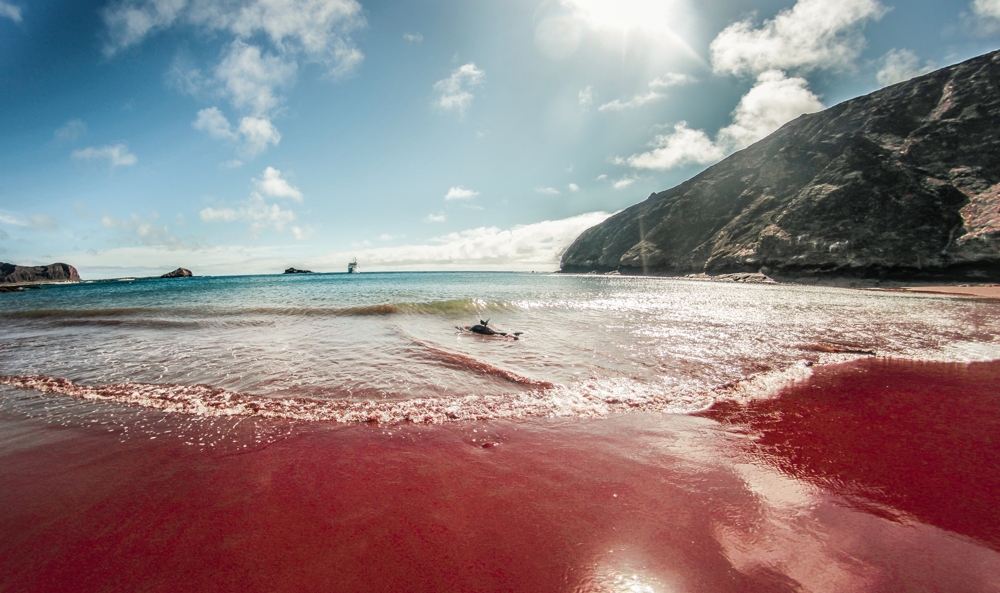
[1,0,999,277]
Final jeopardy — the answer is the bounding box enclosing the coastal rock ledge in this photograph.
[561,50,1000,282]
[1,262,80,284]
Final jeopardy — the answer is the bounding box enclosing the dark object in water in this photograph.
[161,268,193,278]
[456,319,523,340]
[802,344,877,356]
[284,267,313,274]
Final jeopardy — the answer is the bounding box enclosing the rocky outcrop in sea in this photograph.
[1,262,80,284]
[161,268,193,278]
[561,50,1000,282]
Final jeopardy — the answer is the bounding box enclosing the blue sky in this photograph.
[1,0,999,277]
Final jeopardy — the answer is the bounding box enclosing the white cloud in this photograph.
[193,108,281,156]
[221,159,244,169]
[0,1,22,22]
[291,225,314,240]
[0,211,58,230]
[215,40,296,116]
[598,91,664,112]
[72,144,138,167]
[253,166,303,201]
[876,49,934,87]
[238,115,281,156]
[716,70,824,150]
[578,85,593,109]
[54,119,87,141]
[101,212,191,249]
[535,186,560,195]
[444,186,479,201]
[193,106,238,140]
[710,0,886,77]
[624,122,726,170]
[972,0,1000,19]
[434,63,485,115]
[595,174,607,181]
[648,72,694,89]
[425,213,447,222]
[403,33,422,43]
[568,183,580,192]
[200,192,296,235]
[326,211,614,270]
[102,0,365,76]
[612,177,636,190]
[625,71,822,170]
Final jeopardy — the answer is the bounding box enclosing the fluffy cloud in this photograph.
[568,183,580,192]
[648,73,694,89]
[193,108,281,156]
[200,193,296,235]
[876,49,935,87]
[434,63,485,115]
[215,40,297,116]
[716,70,823,150]
[193,106,237,140]
[54,119,87,141]
[710,0,886,77]
[623,122,726,170]
[625,71,822,170]
[0,1,22,22]
[535,187,560,195]
[612,177,635,190]
[444,186,479,201]
[199,166,303,236]
[71,144,138,167]
[102,0,365,72]
[578,86,593,110]
[425,213,447,222]
[972,0,1000,19]
[101,213,191,249]
[253,166,303,201]
[598,91,664,112]
[326,211,613,270]
[105,0,364,159]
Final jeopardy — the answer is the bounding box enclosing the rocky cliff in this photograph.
[0,262,80,284]
[561,50,1000,281]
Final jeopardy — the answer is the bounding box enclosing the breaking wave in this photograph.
[0,361,815,424]
[11,298,523,320]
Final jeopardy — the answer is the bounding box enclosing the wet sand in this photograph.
[899,284,1000,299]
[0,357,998,592]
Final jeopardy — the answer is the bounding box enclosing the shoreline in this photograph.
[1,356,997,591]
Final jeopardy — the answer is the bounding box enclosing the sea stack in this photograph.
[560,50,1000,282]
[0,262,81,284]
[284,267,313,274]
[161,268,193,278]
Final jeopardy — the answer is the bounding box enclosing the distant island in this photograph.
[161,268,193,278]
[284,267,313,274]
[561,50,1000,283]
[1,262,80,285]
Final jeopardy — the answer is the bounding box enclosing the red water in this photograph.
[1,358,998,592]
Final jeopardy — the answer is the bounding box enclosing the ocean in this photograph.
[1,272,999,592]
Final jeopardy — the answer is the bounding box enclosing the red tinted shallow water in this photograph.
[1,358,998,593]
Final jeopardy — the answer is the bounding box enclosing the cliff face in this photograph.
[0,262,81,284]
[561,51,1000,281]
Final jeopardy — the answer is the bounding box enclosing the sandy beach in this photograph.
[899,285,1000,299]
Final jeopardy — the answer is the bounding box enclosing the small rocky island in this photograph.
[161,268,193,278]
[284,267,313,274]
[561,50,1000,282]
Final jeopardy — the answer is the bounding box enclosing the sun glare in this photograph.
[565,0,682,33]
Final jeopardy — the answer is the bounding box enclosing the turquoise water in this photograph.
[2,272,998,422]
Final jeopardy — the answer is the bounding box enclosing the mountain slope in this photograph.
[561,50,1000,281]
